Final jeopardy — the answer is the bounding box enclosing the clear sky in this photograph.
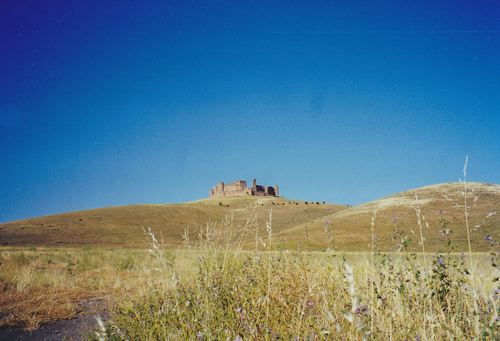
[1,1,499,223]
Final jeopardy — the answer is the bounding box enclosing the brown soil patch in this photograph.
[0,296,111,341]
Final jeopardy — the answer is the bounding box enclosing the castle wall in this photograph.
[223,180,246,192]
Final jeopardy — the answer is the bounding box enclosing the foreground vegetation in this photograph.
[85,237,500,340]
[86,161,500,340]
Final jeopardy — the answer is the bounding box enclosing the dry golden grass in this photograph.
[1,183,498,252]
[86,243,500,340]
[0,196,346,249]
[0,248,179,330]
[284,182,500,251]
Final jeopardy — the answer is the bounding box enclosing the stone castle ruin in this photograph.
[209,179,279,197]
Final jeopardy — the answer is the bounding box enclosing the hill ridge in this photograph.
[278,182,500,251]
[1,182,499,251]
[0,196,346,248]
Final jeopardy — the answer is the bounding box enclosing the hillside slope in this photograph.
[2,183,498,251]
[0,196,346,248]
[279,182,500,252]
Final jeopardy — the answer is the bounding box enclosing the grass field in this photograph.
[0,247,170,330]
[3,246,499,339]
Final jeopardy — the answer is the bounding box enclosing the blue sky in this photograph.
[1,0,499,223]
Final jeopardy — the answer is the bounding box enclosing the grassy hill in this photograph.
[0,196,346,249]
[1,182,499,251]
[282,182,500,252]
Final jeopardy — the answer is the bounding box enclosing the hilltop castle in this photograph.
[209,179,279,197]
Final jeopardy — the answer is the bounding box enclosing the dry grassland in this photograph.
[1,181,500,339]
[0,196,346,249]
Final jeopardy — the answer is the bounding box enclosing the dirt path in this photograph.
[0,297,111,341]
[0,313,108,341]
